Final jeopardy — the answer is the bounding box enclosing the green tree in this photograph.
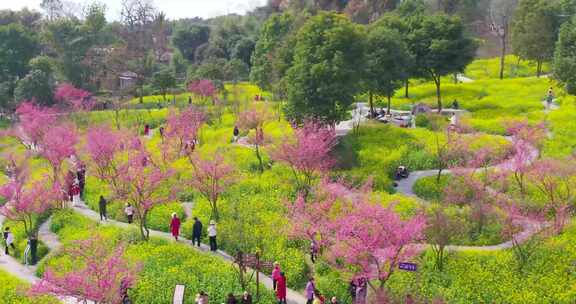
[554,16,576,95]
[172,25,210,63]
[14,70,55,106]
[152,69,176,101]
[250,12,295,92]
[512,0,557,77]
[226,59,249,83]
[285,12,364,124]
[364,26,410,115]
[231,37,255,67]
[0,24,39,81]
[43,18,92,87]
[411,14,477,111]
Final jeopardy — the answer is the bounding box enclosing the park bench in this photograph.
[173,284,185,304]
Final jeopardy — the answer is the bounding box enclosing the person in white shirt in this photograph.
[124,203,135,224]
[4,227,15,255]
[208,220,217,252]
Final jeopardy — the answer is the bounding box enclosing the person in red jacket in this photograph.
[276,272,287,304]
[170,213,181,241]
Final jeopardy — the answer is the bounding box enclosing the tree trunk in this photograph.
[387,93,392,115]
[453,72,458,84]
[211,201,219,221]
[404,79,409,98]
[434,75,442,112]
[369,91,374,117]
[499,35,507,80]
[255,144,264,173]
[537,60,542,78]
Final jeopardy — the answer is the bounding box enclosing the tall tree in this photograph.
[152,69,176,101]
[363,25,409,115]
[489,0,518,79]
[411,14,477,111]
[512,0,556,77]
[0,24,39,81]
[172,25,210,63]
[553,16,576,95]
[285,12,364,124]
[14,70,55,106]
[250,12,295,92]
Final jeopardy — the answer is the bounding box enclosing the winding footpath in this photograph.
[395,100,559,252]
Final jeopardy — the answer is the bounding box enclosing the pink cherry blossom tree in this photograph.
[188,79,217,104]
[505,121,545,198]
[271,121,337,192]
[328,202,426,293]
[286,179,426,294]
[84,126,127,188]
[110,141,175,240]
[285,179,359,250]
[54,83,94,112]
[14,101,57,150]
[162,108,205,160]
[425,205,464,271]
[30,236,139,303]
[40,124,78,182]
[187,153,235,220]
[238,107,270,172]
[500,201,544,270]
[0,154,59,264]
[528,158,576,234]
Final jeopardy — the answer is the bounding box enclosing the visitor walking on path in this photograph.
[170,213,181,241]
[310,239,318,264]
[272,262,282,290]
[546,87,554,109]
[233,125,239,143]
[77,164,86,198]
[70,179,81,207]
[306,277,316,304]
[192,217,203,247]
[98,195,107,221]
[124,203,135,224]
[240,291,252,304]
[226,293,238,304]
[313,290,325,304]
[330,297,338,304]
[208,220,217,251]
[276,272,287,304]
[3,227,15,255]
[354,278,367,304]
[348,280,357,303]
[195,291,209,304]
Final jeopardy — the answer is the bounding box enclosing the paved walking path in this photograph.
[72,201,307,304]
[457,74,474,83]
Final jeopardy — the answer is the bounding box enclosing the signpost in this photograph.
[234,251,274,302]
[398,262,417,272]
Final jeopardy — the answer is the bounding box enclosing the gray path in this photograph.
[73,201,307,304]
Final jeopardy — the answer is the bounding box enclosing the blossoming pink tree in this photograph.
[40,124,78,182]
[271,121,337,192]
[162,108,205,160]
[328,203,426,294]
[54,83,94,111]
[500,201,544,270]
[286,179,359,250]
[528,158,576,234]
[84,126,127,188]
[14,102,57,150]
[31,236,139,303]
[188,79,217,105]
[0,154,59,264]
[238,107,269,172]
[110,141,175,240]
[286,180,426,295]
[505,121,545,198]
[187,153,235,220]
